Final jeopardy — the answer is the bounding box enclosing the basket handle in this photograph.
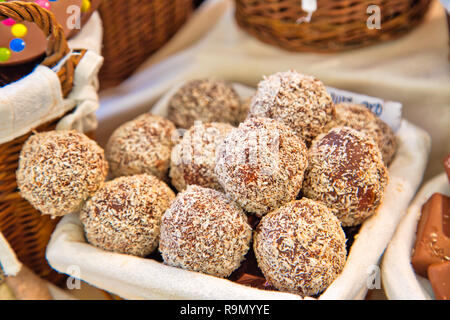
[0,1,83,97]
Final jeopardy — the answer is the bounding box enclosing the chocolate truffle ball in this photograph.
[253,198,347,297]
[159,185,252,278]
[167,79,241,129]
[105,113,176,181]
[215,117,308,216]
[16,130,108,217]
[302,127,389,227]
[326,103,397,165]
[248,70,335,145]
[170,122,233,191]
[80,174,175,257]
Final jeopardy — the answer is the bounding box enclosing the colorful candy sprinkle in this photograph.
[0,47,11,62]
[10,38,26,52]
[35,0,51,10]
[2,18,16,26]
[81,0,90,13]
[11,23,28,38]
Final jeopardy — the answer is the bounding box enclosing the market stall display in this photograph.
[46,75,431,300]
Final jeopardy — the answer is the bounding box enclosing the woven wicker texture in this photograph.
[0,1,85,286]
[235,0,433,52]
[98,0,193,90]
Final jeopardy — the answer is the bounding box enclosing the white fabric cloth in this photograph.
[98,0,450,181]
[0,230,77,300]
[0,12,103,144]
[47,80,431,299]
[0,232,21,277]
[381,172,450,300]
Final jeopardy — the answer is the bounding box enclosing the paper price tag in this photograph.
[326,86,403,132]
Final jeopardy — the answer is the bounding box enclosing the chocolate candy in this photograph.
[411,193,450,278]
[0,0,101,66]
[0,0,81,66]
[428,261,450,300]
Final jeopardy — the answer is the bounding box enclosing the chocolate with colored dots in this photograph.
[0,0,100,66]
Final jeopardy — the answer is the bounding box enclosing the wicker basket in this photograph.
[98,0,193,90]
[0,1,87,286]
[235,0,433,52]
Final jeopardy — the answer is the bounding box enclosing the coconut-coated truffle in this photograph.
[302,127,389,227]
[159,185,252,278]
[105,113,176,181]
[80,174,175,257]
[215,117,308,217]
[167,79,241,129]
[253,198,347,297]
[248,70,335,145]
[326,103,397,165]
[16,130,108,217]
[170,122,233,191]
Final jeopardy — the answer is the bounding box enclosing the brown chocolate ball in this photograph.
[16,130,108,217]
[159,185,252,278]
[105,113,176,181]
[254,198,347,297]
[326,103,397,165]
[167,79,241,129]
[80,174,175,257]
[170,122,233,191]
[248,70,335,145]
[302,127,389,227]
[215,117,308,217]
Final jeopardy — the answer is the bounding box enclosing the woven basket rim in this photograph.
[234,0,433,53]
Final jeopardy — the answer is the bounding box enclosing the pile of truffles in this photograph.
[16,70,396,297]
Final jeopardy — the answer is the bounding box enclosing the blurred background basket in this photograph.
[234,0,433,52]
[0,1,87,286]
[98,0,194,90]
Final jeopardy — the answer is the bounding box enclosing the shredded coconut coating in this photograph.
[167,79,242,129]
[170,122,233,191]
[253,198,347,297]
[215,117,308,217]
[159,185,252,278]
[106,113,176,181]
[80,174,175,257]
[326,103,397,165]
[16,130,108,218]
[302,127,389,227]
[248,70,335,145]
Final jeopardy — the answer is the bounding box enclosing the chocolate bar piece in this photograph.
[411,193,450,277]
[428,261,450,300]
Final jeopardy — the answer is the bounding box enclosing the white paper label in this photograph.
[326,86,403,132]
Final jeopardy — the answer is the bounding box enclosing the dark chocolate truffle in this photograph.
[248,70,334,145]
[170,122,233,191]
[106,113,176,181]
[215,117,308,216]
[16,130,108,217]
[159,185,252,278]
[253,198,347,297]
[302,127,389,227]
[80,174,175,257]
[326,103,397,165]
[167,79,241,129]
